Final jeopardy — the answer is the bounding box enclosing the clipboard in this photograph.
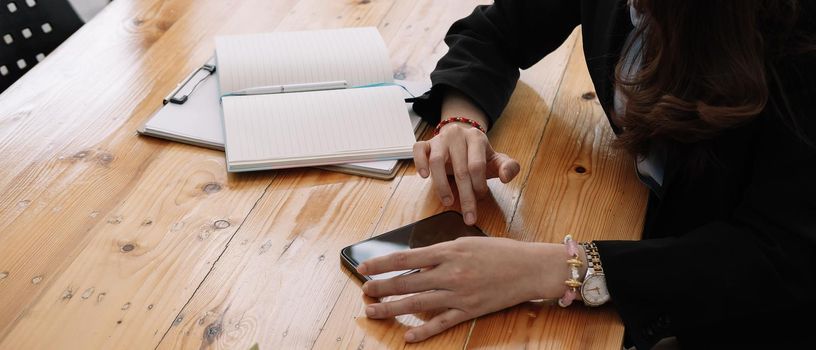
[138,59,429,180]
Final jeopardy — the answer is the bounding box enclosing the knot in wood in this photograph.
[73,150,91,159]
[213,220,230,229]
[96,152,114,165]
[203,182,222,194]
[575,166,587,174]
[205,323,223,341]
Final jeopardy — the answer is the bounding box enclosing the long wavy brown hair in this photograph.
[614,0,808,155]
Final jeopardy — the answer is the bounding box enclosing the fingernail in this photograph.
[357,264,368,275]
[405,332,416,342]
[442,196,453,206]
[365,306,376,317]
[465,212,475,224]
[361,282,369,294]
[419,168,429,178]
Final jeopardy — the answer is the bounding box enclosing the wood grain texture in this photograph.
[0,0,299,345]
[0,1,648,349]
[0,144,271,349]
[0,0,218,337]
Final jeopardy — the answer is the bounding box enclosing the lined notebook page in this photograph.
[222,85,415,171]
[215,27,393,93]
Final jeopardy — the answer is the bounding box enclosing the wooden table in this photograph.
[0,1,648,349]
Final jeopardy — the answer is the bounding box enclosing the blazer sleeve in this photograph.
[411,0,581,127]
[594,92,816,348]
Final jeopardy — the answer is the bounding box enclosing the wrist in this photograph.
[528,243,572,301]
[439,89,490,132]
[434,116,488,136]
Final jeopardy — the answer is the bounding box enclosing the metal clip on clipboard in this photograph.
[163,58,217,105]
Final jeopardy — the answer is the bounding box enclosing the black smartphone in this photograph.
[340,211,488,282]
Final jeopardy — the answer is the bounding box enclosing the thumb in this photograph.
[485,150,520,182]
[496,153,521,183]
[497,155,521,183]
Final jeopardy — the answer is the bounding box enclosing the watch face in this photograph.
[582,274,610,306]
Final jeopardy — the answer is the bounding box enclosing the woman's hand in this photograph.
[414,90,520,225]
[357,237,573,343]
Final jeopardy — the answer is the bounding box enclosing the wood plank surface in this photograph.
[0,0,301,346]
[0,0,648,349]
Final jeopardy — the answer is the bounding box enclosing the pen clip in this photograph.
[164,60,217,105]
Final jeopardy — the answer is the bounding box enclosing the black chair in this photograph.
[1,0,84,92]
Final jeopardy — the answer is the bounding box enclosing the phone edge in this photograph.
[340,246,372,283]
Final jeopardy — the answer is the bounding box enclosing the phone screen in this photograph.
[340,211,487,281]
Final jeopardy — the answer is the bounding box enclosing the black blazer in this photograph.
[412,1,816,348]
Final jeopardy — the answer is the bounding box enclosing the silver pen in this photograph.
[230,80,348,96]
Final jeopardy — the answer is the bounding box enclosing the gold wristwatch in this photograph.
[580,242,611,306]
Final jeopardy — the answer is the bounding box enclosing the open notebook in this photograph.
[138,73,428,179]
[215,27,416,172]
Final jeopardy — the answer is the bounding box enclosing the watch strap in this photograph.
[582,242,603,274]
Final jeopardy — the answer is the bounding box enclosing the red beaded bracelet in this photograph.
[432,117,487,136]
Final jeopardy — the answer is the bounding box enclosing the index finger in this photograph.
[449,141,478,225]
[357,245,444,276]
[428,142,455,206]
